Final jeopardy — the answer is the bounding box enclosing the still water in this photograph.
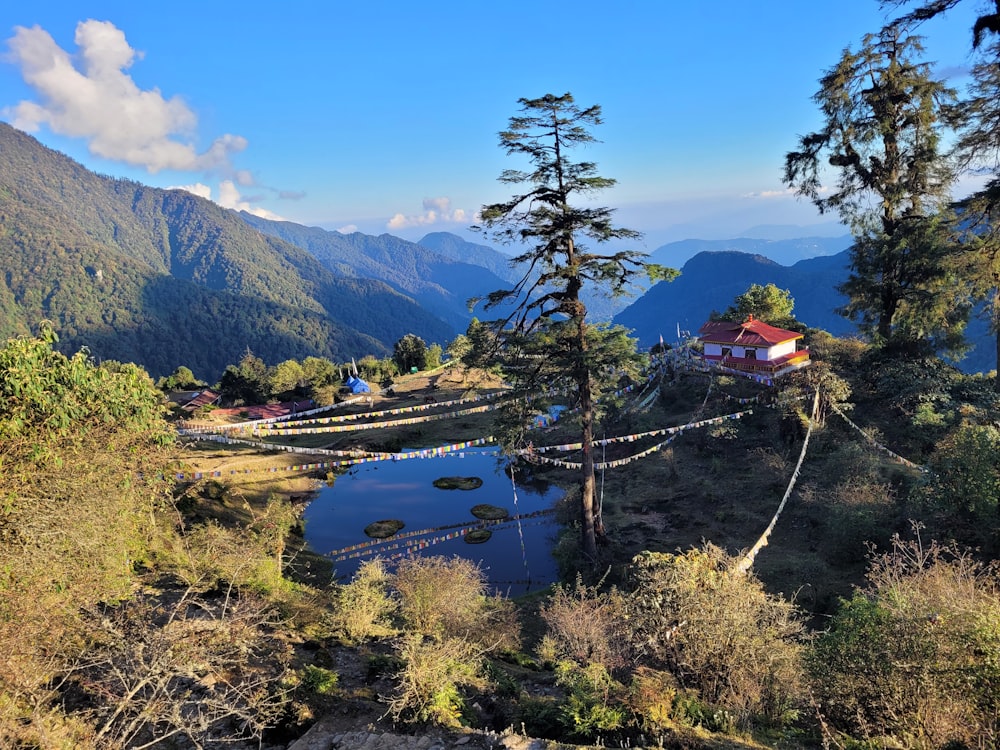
[303,448,562,596]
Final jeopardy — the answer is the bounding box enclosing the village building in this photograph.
[697,315,810,378]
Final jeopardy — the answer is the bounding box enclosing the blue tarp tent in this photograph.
[345,375,371,394]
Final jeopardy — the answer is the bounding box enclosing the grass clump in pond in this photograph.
[433,476,484,490]
[471,504,509,520]
[364,519,405,538]
[464,529,492,544]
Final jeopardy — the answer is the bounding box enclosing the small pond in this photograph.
[303,448,562,596]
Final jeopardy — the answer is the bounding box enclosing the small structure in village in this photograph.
[179,389,221,412]
[697,315,810,378]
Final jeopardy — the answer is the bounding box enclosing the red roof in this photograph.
[698,316,802,346]
[209,400,313,420]
[181,389,221,412]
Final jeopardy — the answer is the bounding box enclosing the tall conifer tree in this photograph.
[948,40,1000,387]
[784,28,963,350]
[476,93,676,560]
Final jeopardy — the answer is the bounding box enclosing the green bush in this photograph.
[626,545,806,726]
[301,665,339,696]
[387,634,481,727]
[812,532,1000,748]
[392,556,519,651]
[328,558,396,643]
[513,695,565,739]
[918,423,1000,548]
[554,661,627,740]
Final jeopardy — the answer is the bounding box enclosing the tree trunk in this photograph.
[579,373,598,561]
[994,296,1000,393]
[572,296,599,561]
[878,290,897,342]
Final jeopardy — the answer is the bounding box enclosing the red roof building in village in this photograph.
[697,315,810,378]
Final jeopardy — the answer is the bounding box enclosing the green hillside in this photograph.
[239,215,515,329]
[0,122,454,378]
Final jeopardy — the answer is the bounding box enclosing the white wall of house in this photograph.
[704,339,797,361]
[768,340,797,359]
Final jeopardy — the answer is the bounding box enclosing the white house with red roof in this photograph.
[697,315,810,378]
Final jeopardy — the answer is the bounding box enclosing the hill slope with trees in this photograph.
[0,122,454,378]
[238,216,513,331]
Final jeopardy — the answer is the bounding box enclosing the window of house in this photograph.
[745,348,757,360]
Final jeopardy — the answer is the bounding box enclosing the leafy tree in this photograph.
[459,318,500,373]
[217,350,270,405]
[393,333,428,373]
[0,329,173,742]
[920,423,1000,541]
[302,355,338,387]
[476,92,677,559]
[943,39,1000,388]
[717,283,800,330]
[269,358,306,396]
[301,355,339,403]
[784,28,964,351]
[426,342,443,370]
[156,365,204,391]
[446,333,471,361]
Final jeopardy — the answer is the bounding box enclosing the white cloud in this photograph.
[216,179,284,220]
[387,196,469,229]
[337,224,358,234]
[234,169,255,186]
[423,197,451,213]
[164,181,290,221]
[4,20,246,174]
[741,187,796,199]
[168,182,212,199]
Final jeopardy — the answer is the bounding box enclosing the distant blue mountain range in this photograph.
[615,250,855,344]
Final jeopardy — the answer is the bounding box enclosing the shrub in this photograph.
[512,695,565,739]
[392,556,519,651]
[75,592,292,749]
[328,558,396,643]
[624,667,681,734]
[158,520,285,596]
[300,665,339,696]
[626,545,806,725]
[385,556,521,728]
[811,531,1000,749]
[0,334,173,743]
[539,574,633,673]
[919,423,1000,547]
[554,661,627,740]
[387,634,481,727]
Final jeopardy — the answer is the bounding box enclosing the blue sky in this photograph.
[0,1,985,251]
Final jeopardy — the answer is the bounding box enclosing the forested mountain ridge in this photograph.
[615,250,854,343]
[617,249,995,374]
[648,235,853,267]
[239,215,513,330]
[416,231,522,283]
[0,122,454,378]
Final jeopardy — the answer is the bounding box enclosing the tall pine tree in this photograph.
[784,28,964,351]
[949,39,1000,387]
[476,93,676,560]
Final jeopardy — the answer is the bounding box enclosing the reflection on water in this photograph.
[303,448,562,596]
